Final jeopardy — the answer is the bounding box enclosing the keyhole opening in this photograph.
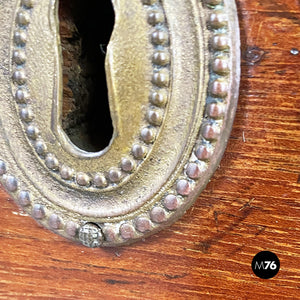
[59,0,114,152]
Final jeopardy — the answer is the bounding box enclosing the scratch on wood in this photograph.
[104,279,130,285]
[213,210,219,228]
[195,210,254,254]
[251,224,266,237]
[239,198,255,211]
[164,273,188,279]
[114,251,121,257]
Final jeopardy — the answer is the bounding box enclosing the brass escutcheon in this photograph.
[0,0,240,247]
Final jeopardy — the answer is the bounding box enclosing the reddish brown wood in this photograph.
[0,0,300,298]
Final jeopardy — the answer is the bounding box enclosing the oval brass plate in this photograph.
[0,0,240,247]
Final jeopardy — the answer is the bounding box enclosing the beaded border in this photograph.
[11,0,171,189]
[1,0,238,247]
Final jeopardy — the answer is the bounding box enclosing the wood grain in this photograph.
[0,0,300,298]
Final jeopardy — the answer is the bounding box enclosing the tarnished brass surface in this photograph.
[0,0,240,247]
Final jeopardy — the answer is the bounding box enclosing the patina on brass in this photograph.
[0,0,240,247]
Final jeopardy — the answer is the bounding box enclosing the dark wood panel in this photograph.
[0,0,299,298]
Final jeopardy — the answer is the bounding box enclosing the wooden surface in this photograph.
[1,0,300,298]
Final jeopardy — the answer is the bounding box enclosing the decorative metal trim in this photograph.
[0,0,240,247]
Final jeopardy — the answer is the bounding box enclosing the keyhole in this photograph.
[59,0,114,152]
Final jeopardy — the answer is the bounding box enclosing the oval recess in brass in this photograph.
[0,0,240,247]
